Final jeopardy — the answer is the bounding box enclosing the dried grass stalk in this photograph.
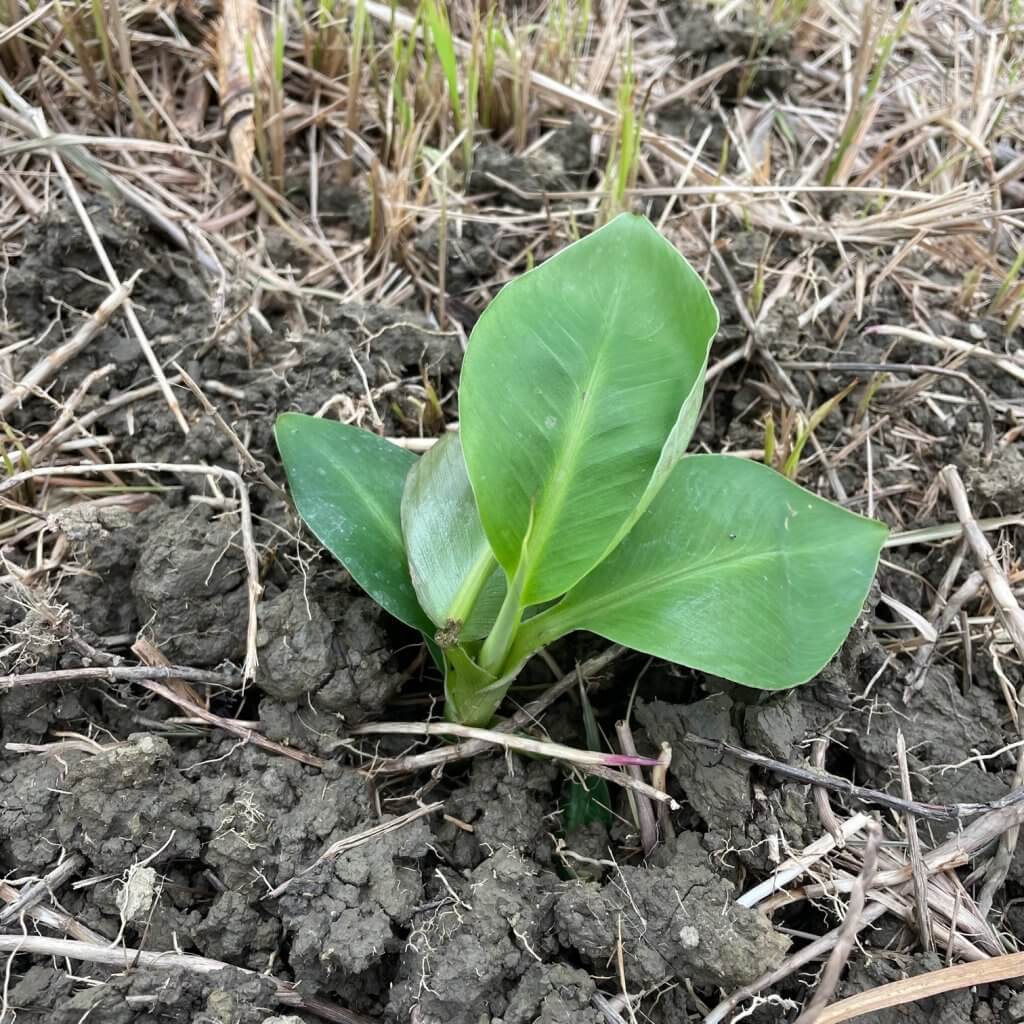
[216,0,266,178]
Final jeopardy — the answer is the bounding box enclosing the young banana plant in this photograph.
[277,214,887,726]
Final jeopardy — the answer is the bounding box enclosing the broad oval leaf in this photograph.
[512,455,887,689]
[459,213,718,606]
[275,412,433,634]
[401,433,505,642]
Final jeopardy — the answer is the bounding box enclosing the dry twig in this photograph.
[362,647,624,774]
[0,664,234,691]
[896,731,934,951]
[792,819,882,1024]
[0,936,369,1024]
[0,854,84,926]
[352,719,677,809]
[814,951,1024,1024]
[615,719,659,857]
[0,277,137,419]
[940,465,1024,661]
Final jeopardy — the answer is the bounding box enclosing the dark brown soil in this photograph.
[2,186,1021,1024]
[2,6,1023,1022]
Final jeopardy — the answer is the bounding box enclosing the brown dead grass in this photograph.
[2,2,1024,1022]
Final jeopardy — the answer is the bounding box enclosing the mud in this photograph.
[636,694,810,872]
[0,965,74,1023]
[56,734,201,871]
[470,144,572,208]
[436,753,562,868]
[0,962,279,1024]
[966,442,1024,511]
[668,3,796,99]
[5,201,460,478]
[56,965,277,1024]
[0,753,64,871]
[559,830,790,989]
[4,204,210,373]
[131,506,250,665]
[1,39,1022,1023]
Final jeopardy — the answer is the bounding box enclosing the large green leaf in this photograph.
[401,433,505,642]
[274,413,433,634]
[459,213,718,606]
[510,455,887,688]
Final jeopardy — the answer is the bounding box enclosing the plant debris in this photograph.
[1,2,1022,1022]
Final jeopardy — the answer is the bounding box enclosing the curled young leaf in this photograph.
[511,455,888,689]
[401,433,505,642]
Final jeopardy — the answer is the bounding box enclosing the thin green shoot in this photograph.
[314,0,346,77]
[854,373,887,421]
[422,0,461,135]
[88,0,115,92]
[1007,300,1024,335]
[825,3,911,186]
[104,0,154,136]
[389,16,420,154]
[561,683,613,834]
[476,7,500,130]
[0,0,32,75]
[748,256,766,315]
[341,0,367,184]
[245,33,270,182]
[763,411,776,467]
[268,3,287,188]
[782,381,857,480]
[990,244,1024,313]
[956,265,982,312]
[602,55,641,219]
[55,3,102,105]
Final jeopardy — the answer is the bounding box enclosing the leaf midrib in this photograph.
[521,275,626,597]
[551,537,846,631]
[323,444,406,553]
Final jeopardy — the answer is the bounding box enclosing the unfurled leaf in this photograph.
[402,434,505,642]
[512,455,887,689]
[274,413,432,634]
[459,213,718,606]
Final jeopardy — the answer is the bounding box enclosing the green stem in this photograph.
[444,646,506,726]
[503,602,571,673]
[444,598,573,725]
[479,514,533,675]
[478,580,524,676]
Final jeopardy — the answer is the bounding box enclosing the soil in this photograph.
[4,194,1019,1023]
[2,5,1023,1023]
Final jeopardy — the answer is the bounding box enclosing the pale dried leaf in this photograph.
[216,0,266,177]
